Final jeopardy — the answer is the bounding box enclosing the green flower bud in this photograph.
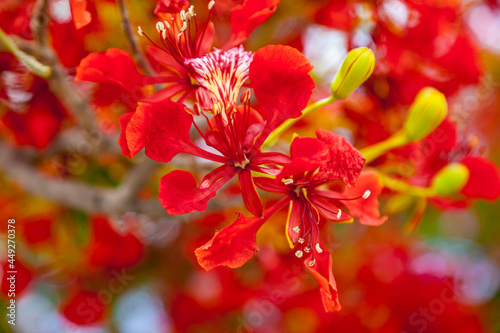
[331,47,375,100]
[404,87,448,142]
[431,163,470,196]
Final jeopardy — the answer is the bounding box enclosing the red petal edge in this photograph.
[195,197,288,270]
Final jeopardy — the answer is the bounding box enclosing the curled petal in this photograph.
[239,170,264,217]
[227,0,279,47]
[304,248,341,312]
[195,197,288,270]
[316,129,365,186]
[159,168,239,215]
[118,113,134,157]
[341,170,387,226]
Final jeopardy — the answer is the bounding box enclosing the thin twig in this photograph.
[30,0,50,47]
[117,0,155,76]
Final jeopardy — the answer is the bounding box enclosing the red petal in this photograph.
[154,0,189,14]
[70,0,91,29]
[228,0,279,47]
[316,129,365,187]
[159,168,239,215]
[309,196,353,222]
[76,48,170,93]
[125,106,149,157]
[341,170,388,226]
[278,158,321,180]
[304,248,341,312]
[195,197,288,270]
[123,100,228,163]
[254,177,291,194]
[239,170,264,217]
[249,45,314,149]
[285,199,301,246]
[251,151,291,166]
[290,137,329,161]
[461,156,500,200]
[198,22,215,56]
[118,113,133,157]
[141,83,191,103]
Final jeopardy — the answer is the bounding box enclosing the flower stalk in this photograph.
[0,28,51,78]
[263,96,336,147]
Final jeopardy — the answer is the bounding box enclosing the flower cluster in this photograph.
[80,0,387,311]
[2,0,500,327]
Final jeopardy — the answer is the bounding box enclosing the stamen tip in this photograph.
[336,209,342,219]
[362,190,371,199]
[156,21,165,33]
[137,26,143,36]
[208,0,215,10]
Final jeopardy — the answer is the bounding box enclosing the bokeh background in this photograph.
[1,0,500,332]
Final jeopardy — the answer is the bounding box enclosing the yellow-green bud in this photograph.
[431,163,470,196]
[331,47,375,100]
[404,87,448,142]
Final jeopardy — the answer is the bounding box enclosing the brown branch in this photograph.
[3,5,164,219]
[13,36,117,154]
[117,0,155,76]
[45,129,123,156]
[30,0,50,47]
[0,141,168,220]
[114,154,160,202]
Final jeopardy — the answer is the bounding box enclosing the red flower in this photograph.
[195,129,387,312]
[412,119,500,206]
[76,2,216,109]
[119,45,315,217]
[369,1,482,105]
